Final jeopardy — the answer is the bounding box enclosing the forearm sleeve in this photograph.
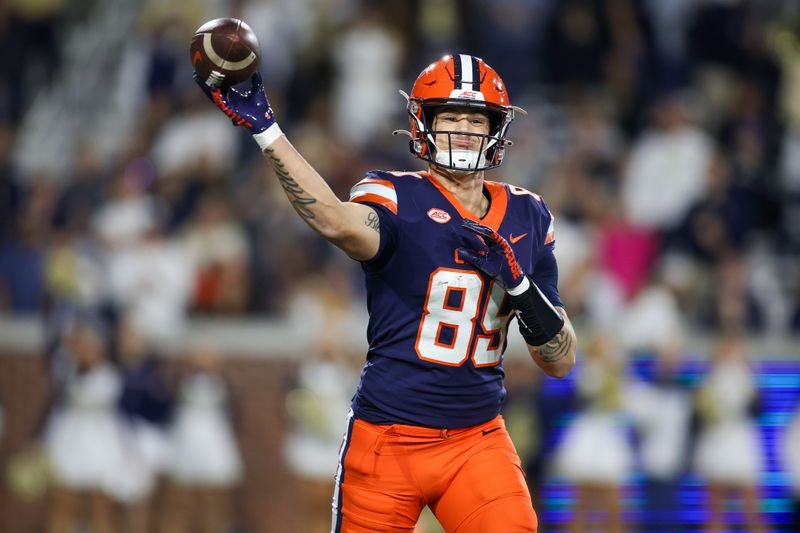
[508,276,565,346]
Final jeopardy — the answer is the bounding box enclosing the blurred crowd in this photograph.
[1,0,800,531]
[0,0,799,343]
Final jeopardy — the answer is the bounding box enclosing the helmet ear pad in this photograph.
[413,138,428,158]
[406,99,429,158]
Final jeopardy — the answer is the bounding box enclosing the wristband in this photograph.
[253,123,284,151]
[507,276,530,296]
[508,277,565,346]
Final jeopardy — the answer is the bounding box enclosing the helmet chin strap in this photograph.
[435,149,486,171]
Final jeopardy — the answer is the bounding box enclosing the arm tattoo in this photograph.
[365,211,380,233]
[264,147,317,220]
[537,327,573,362]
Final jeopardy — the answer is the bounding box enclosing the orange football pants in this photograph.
[331,412,538,532]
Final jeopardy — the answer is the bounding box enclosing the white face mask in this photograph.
[435,148,486,171]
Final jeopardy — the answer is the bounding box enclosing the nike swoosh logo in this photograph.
[482,427,501,436]
[509,233,528,244]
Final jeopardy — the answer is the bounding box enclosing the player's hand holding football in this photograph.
[459,218,565,346]
[193,71,283,151]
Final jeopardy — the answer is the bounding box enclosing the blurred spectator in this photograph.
[688,0,783,119]
[680,152,758,262]
[693,331,767,533]
[181,189,250,314]
[42,317,124,533]
[160,343,242,533]
[771,17,800,129]
[0,179,56,313]
[616,263,686,356]
[0,122,22,241]
[555,333,632,533]
[719,76,780,182]
[408,0,469,63]
[0,217,46,313]
[637,0,695,90]
[44,228,108,319]
[548,211,599,322]
[100,164,194,343]
[543,0,612,88]
[0,0,66,123]
[713,254,759,332]
[283,343,358,532]
[784,401,800,532]
[234,0,312,95]
[779,122,800,268]
[282,266,361,532]
[137,5,195,103]
[116,316,173,533]
[91,159,160,250]
[45,145,110,317]
[472,0,554,91]
[149,91,238,179]
[331,6,402,147]
[595,201,661,303]
[621,91,713,236]
[626,348,692,532]
[52,142,109,236]
[546,95,624,223]
[580,202,662,331]
[105,219,194,344]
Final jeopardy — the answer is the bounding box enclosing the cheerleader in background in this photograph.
[283,340,358,533]
[555,333,633,533]
[159,341,243,533]
[282,268,362,533]
[625,346,692,532]
[693,331,767,533]
[115,316,173,533]
[43,317,125,533]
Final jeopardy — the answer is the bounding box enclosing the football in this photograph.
[190,18,260,89]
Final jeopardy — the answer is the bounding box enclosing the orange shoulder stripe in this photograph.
[354,177,395,189]
[350,192,398,214]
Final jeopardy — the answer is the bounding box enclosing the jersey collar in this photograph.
[421,171,508,231]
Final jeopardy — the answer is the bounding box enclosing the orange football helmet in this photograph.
[399,54,520,172]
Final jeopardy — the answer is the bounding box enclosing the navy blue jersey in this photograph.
[348,170,561,428]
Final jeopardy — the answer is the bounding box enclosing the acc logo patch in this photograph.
[427,208,451,224]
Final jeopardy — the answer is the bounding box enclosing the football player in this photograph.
[195,53,577,532]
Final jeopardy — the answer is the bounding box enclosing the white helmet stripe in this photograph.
[459,54,475,88]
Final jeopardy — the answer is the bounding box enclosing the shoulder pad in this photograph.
[349,171,399,214]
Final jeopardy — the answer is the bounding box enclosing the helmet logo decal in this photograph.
[449,89,484,100]
[427,208,452,224]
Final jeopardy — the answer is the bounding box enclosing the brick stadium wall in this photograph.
[0,352,319,533]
